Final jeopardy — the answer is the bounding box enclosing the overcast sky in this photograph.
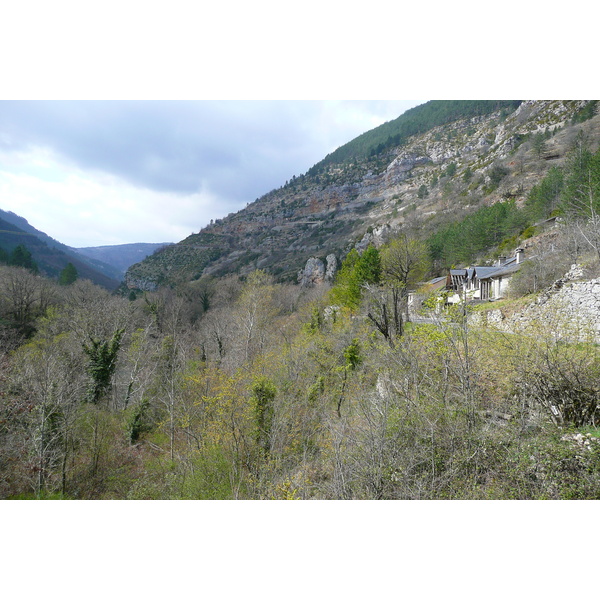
[0,100,423,247]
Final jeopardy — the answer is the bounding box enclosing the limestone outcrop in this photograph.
[325,254,337,281]
[124,273,159,292]
[298,257,325,287]
[298,254,338,287]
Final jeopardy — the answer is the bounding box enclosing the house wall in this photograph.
[493,275,512,299]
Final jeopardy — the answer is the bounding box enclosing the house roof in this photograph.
[428,276,447,285]
[449,252,524,287]
[534,216,558,227]
[490,262,522,278]
[416,276,448,293]
[473,266,502,280]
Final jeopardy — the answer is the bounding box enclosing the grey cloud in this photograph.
[0,101,240,192]
[0,100,421,207]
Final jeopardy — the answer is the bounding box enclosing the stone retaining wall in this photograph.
[469,266,600,341]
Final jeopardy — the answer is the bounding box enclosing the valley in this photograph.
[2,99,600,500]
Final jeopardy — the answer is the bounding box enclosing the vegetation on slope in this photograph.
[4,242,600,499]
[427,137,600,272]
[0,215,120,289]
[309,100,522,171]
[3,101,600,500]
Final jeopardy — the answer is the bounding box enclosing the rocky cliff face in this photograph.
[298,254,338,287]
[126,101,600,290]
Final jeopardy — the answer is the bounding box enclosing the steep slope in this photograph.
[0,209,123,283]
[0,212,121,289]
[125,100,600,290]
[311,100,522,167]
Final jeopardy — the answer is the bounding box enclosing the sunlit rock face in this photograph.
[298,257,325,287]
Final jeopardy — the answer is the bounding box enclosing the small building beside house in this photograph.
[407,275,450,315]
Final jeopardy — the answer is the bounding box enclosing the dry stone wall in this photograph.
[469,266,600,341]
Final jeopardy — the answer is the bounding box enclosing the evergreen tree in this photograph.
[445,163,457,177]
[355,246,381,285]
[561,143,600,218]
[330,246,381,310]
[82,329,125,404]
[531,131,548,159]
[525,166,564,221]
[252,377,276,455]
[58,262,78,286]
[344,338,362,370]
[9,244,38,273]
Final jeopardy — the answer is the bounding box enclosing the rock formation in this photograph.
[298,257,326,287]
[298,253,338,287]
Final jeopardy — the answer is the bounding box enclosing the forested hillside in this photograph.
[310,100,522,167]
[3,100,600,500]
[0,214,120,289]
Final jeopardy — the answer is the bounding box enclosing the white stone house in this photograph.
[447,248,525,303]
[409,248,526,317]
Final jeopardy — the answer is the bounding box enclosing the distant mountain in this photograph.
[0,210,121,289]
[125,100,600,290]
[0,209,67,250]
[0,208,126,281]
[74,243,172,276]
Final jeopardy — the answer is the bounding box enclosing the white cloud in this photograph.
[0,146,228,246]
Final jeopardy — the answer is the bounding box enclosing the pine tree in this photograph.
[58,262,78,285]
[9,244,38,273]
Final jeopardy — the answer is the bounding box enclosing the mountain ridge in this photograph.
[0,209,125,283]
[0,208,173,284]
[123,100,600,290]
[0,212,121,289]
